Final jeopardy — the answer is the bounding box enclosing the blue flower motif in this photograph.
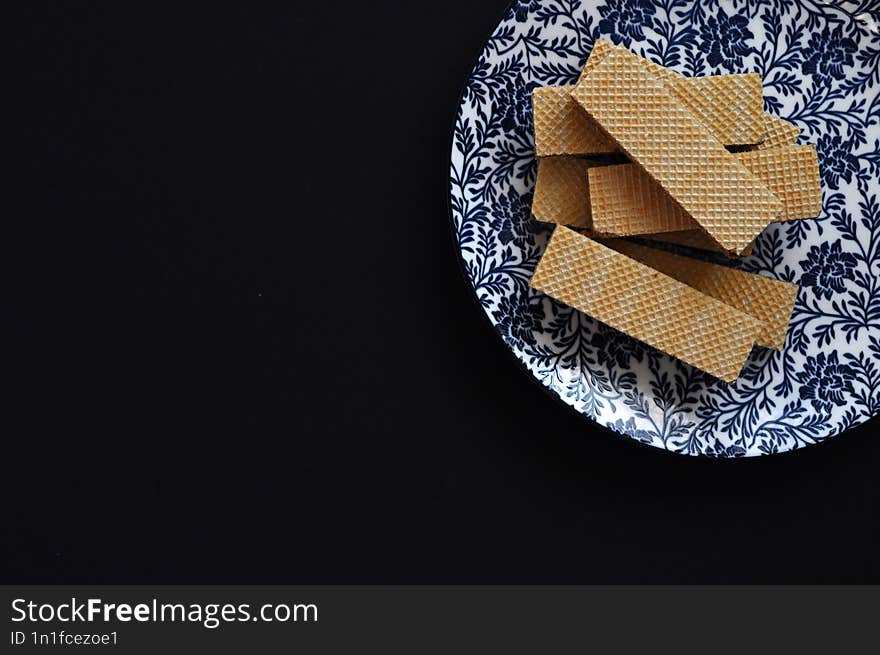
[598,0,656,47]
[610,417,654,444]
[802,28,857,85]
[494,76,535,140]
[508,0,540,22]
[590,326,645,369]
[817,135,859,189]
[799,240,858,300]
[493,293,545,348]
[699,8,754,70]
[796,352,854,411]
[491,187,541,249]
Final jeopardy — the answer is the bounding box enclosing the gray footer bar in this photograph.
[2,586,877,653]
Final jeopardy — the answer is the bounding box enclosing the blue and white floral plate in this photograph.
[449,0,880,456]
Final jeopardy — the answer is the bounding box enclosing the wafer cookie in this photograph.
[580,40,788,149]
[587,163,692,236]
[607,240,797,349]
[759,114,801,149]
[532,85,616,156]
[530,227,761,381]
[589,145,821,236]
[532,39,763,157]
[579,41,763,145]
[577,39,618,82]
[535,40,617,156]
[666,74,764,145]
[532,156,598,228]
[571,47,782,254]
[578,39,679,84]
[534,74,765,157]
[736,145,821,220]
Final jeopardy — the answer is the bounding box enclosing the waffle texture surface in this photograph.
[571,47,782,254]
[577,39,618,82]
[587,145,821,236]
[532,156,598,228]
[530,227,761,382]
[607,240,798,349]
[736,145,821,220]
[588,163,693,236]
[579,39,679,83]
[579,40,770,146]
[759,114,802,149]
[666,74,764,145]
[532,86,616,156]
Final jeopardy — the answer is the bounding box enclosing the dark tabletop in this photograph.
[6,2,879,583]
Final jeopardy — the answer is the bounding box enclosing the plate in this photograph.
[449,0,880,456]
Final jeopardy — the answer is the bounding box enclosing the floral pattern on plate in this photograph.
[449,0,880,456]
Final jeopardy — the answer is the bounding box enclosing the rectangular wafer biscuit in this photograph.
[580,40,787,148]
[579,41,764,145]
[530,227,761,382]
[666,74,764,145]
[736,145,821,220]
[571,47,782,254]
[589,145,821,237]
[532,156,598,228]
[587,163,693,236]
[533,74,765,157]
[759,114,801,149]
[606,240,798,349]
[534,38,619,157]
[532,85,616,156]
[578,39,679,84]
[541,40,758,157]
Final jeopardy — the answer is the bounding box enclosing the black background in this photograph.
[5,2,878,584]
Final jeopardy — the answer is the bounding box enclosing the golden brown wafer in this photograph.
[533,74,766,157]
[577,39,618,82]
[589,145,821,236]
[578,39,679,83]
[587,163,692,236]
[759,114,801,149]
[532,85,616,156]
[665,74,764,146]
[606,240,798,349]
[571,47,782,254]
[736,145,821,220]
[578,40,785,148]
[530,227,761,382]
[579,41,765,145]
[542,41,759,157]
[531,156,599,228]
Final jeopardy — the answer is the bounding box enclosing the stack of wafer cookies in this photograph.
[524,40,820,382]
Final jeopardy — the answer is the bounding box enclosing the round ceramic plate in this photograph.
[449,0,880,456]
